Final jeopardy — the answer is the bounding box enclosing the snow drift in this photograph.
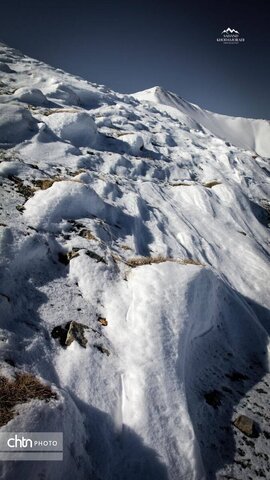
[45,111,98,147]
[0,104,38,146]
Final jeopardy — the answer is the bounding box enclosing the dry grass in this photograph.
[179,258,205,266]
[116,131,135,137]
[169,180,222,188]
[126,255,168,267]
[120,244,133,251]
[79,229,98,241]
[67,169,87,177]
[203,180,222,188]
[43,108,81,116]
[0,373,57,427]
[8,175,35,200]
[169,182,193,187]
[33,176,83,190]
[126,256,205,268]
[33,177,62,190]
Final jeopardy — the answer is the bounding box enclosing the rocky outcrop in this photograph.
[51,321,89,348]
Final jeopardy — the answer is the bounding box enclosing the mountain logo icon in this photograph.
[222,27,239,34]
[217,27,244,44]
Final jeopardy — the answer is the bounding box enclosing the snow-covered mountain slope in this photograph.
[133,86,270,158]
[0,42,270,480]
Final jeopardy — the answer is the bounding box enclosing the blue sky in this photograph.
[1,0,269,118]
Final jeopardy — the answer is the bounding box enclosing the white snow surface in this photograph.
[0,42,270,480]
[133,86,270,158]
[45,111,97,147]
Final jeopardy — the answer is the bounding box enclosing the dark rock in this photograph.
[237,447,245,457]
[79,229,97,241]
[51,321,89,348]
[8,175,34,199]
[58,252,69,265]
[221,385,233,394]
[204,389,222,408]
[67,220,85,231]
[97,317,108,327]
[4,358,15,367]
[256,388,267,394]
[66,321,88,348]
[94,344,110,356]
[233,415,255,437]
[0,293,10,303]
[226,370,249,382]
[16,205,25,213]
[58,248,80,265]
[85,250,106,264]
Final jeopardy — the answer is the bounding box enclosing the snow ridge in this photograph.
[132,86,270,158]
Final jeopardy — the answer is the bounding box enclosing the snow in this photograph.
[0,104,38,146]
[13,87,50,107]
[23,180,105,231]
[0,41,270,480]
[104,263,268,479]
[44,111,97,147]
[120,132,144,155]
[0,62,15,73]
[43,82,81,106]
[133,86,270,158]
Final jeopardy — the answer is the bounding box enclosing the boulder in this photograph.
[233,415,255,437]
[97,317,108,327]
[51,321,89,348]
[94,344,110,356]
[58,249,80,265]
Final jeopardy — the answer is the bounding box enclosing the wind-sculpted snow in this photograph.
[0,104,38,146]
[45,111,97,147]
[133,86,270,158]
[13,87,52,107]
[0,42,269,480]
[105,264,268,479]
[23,181,105,231]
